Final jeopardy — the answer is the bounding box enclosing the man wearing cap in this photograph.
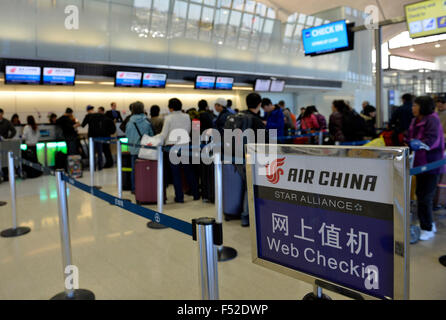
[214,98,231,135]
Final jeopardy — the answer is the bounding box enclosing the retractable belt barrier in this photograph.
[0,148,221,300]
[62,172,194,236]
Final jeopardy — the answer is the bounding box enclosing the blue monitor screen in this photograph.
[142,73,167,88]
[302,20,350,56]
[5,66,41,84]
[115,71,142,87]
[195,76,216,90]
[43,67,75,85]
[215,77,234,90]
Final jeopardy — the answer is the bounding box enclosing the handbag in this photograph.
[134,122,163,160]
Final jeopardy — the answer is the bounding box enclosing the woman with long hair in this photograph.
[22,115,39,146]
[300,107,320,132]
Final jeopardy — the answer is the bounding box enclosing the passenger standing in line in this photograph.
[306,106,327,130]
[389,93,414,134]
[157,98,199,203]
[56,108,80,155]
[106,102,123,123]
[11,114,21,126]
[329,100,348,143]
[98,106,116,168]
[0,108,17,139]
[120,104,134,133]
[149,105,164,135]
[198,100,213,134]
[125,101,154,193]
[300,108,320,132]
[22,115,40,147]
[227,99,236,115]
[214,98,231,135]
[408,96,445,241]
[361,105,378,139]
[278,101,296,135]
[81,106,106,170]
[261,98,284,139]
[225,93,266,227]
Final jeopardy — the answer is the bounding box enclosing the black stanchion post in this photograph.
[51,170,95,300]
[214,153,237,262]
[148,145,168,229]
[194,218,219,300]
[1,152,31,238]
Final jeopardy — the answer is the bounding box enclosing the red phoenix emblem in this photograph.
[266,158,286,184]
[47,69,53,74]
[10,68,16,73]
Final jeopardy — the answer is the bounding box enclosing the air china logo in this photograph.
[10,68,17,73]
[119,73,125,78]
[47,69,53,74]
[266,158,286,184]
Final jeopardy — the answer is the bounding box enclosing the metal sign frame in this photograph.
[246,144,410,300]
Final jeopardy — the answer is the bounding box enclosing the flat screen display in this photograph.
[215,77,234,90]
[115,71,142,87]
[195,76,216,90]
[270,80,285,92]
[405,0,446,38]
[302,20,351,56]
[5,66,41,84]
[43,67,76,85]
[254,79,271,92]
[142,73,167,88]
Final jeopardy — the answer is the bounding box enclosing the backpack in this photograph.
[224,112,253,131]
[223,112,254,164]
[342,111,366,142]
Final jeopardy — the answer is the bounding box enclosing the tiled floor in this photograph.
[0,168,445,300]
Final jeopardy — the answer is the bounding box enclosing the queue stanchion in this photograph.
[51,170,95,300]
[1,152,31,238]
[302,285,331,300]
[214,153,237,262]
[318,131,324,145]
[148,145,168,229]
[195,218,219,300]
[89,138,101,190]
[115,139,130,203]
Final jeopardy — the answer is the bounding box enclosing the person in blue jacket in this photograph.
[261,98,285,141]
[125,101,154,193]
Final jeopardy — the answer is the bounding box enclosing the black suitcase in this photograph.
[200,163,215,203]
[22,147,42,179]
[223,164,244,219]
[55,151,67,170]
[122,152,132,191]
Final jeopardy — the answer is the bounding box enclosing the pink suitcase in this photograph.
[135,159,157,205]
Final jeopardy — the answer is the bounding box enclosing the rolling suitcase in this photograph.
[223,164,244,220]
[67,155,83,178]
[22,147,42,179]
[55,151,67,170]
[122,152,132,191]
[135,159,157,205]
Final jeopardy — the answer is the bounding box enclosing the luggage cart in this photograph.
[0,139,22,183]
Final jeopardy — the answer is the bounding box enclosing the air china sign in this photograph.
[250,150,403,300]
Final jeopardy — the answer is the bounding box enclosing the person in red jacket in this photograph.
[300,108,320,132]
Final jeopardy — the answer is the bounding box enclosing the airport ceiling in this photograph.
[262,0,413,42]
